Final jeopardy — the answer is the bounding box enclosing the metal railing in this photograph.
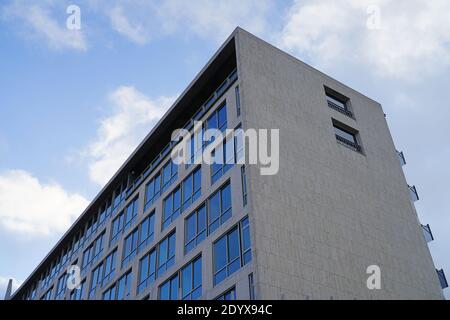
[436,269,449,289]
[335,134,362,152]
[327,100,353,118]
[396,150,406,166]
[408,185,419,202]
[421,224,434,243]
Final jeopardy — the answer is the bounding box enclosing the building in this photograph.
[9,28,447,300]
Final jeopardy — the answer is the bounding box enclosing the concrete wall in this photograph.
[235,29,443,299]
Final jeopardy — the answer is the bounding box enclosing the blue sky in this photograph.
[1,0,449,299]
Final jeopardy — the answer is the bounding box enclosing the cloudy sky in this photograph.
[0,0,449,299]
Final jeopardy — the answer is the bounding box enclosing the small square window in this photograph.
[325,87,353,118]
[332,120,362,153]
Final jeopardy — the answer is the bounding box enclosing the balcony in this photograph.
[396,150,406,166]
[436,269,449,289]
[421,224,434,243]
[408,185,419,202]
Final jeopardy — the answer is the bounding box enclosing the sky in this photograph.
[0,0,449,299]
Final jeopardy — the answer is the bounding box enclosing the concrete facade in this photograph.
[9,28,444,300]
[236,29,443,299]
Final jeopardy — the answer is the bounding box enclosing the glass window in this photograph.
[159,274,179,300]
[181,256,202,300]
[103,270,132,300]
[138,249,156,293]
[184,205,207,253]
[145,173,161,211]
[209,182,232,234]
[122,228,139,266]
[139,212,155,250]
[326,94,347,110]
[70,280,85,300]
[157,232,176,276]
[334,126,357,144]
[216,287,236,300]
[235,86,241,117]
[162,187,181,229]
[211,138,234,185]
[241,166,248,206]
[181,167,201,212]
[124,197,138,229]
[213,217,252,285]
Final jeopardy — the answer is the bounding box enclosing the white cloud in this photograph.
[108,6,149,44]
[2,2,87,51]
[0,277,21,300]
[280,0,450,81]
[100,0,272,44]
[0,170,89,236]
[155,0,272,42]
[85,86,175,186]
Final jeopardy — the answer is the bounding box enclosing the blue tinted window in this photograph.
[157,232,176,276]
[216,287,236,300]
[162,187,181,229]
[139,212,155,250]
[185,205,207,253]
[181,256,202,300]
[213,217,251,285]
[122,228,138,266]
[138,249,156,293]
[145,173,162,211]
[211,138,234,185]
[209,182,232,234]
[159,274,179,300]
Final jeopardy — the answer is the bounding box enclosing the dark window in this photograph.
[325,88,353,117]
[41,287,53,300]
[248,273,255,300]
[235,86,241,117]
[333,122,361,152]
[213,217,252,285]
[241,166,248,207]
